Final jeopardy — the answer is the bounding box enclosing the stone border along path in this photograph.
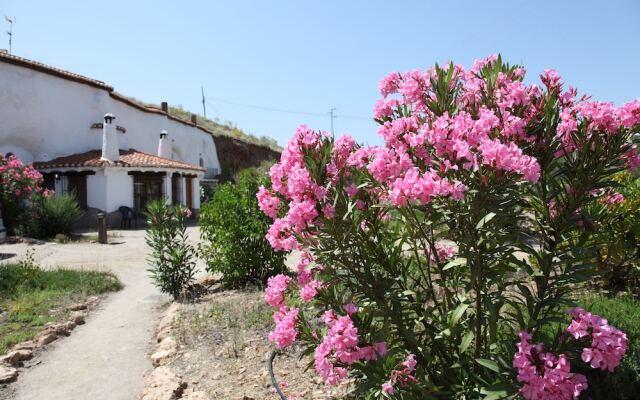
[0,227,203,400]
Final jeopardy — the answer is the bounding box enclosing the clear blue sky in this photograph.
[3,0,639,146]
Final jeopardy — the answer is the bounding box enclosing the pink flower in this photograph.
[299,279,322,302]
[513,331,588,400]
[379,71,401,97]
[381,381,394,395]
[268,307,299,349]
[264,274,291,308]
[257,186,281,219]
[343,303,358,315]
[402,354,417,371]
[373,98,400,119]
[601,191,624,206]
[541,69,563,89]
[567,308,628,372]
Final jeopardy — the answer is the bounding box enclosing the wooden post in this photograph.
[97,212,108,244]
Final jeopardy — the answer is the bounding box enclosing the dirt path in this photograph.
[0,227,201,400]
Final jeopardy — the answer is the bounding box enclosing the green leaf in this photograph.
[451,303,470,327]
[475,358,500,373]
[482,390,509,400]
[459,331,474,353]
[476,212,496,229]
[443,257,467,271]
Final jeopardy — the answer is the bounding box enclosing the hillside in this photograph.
[168,106,281,181]
[123,96,281,181]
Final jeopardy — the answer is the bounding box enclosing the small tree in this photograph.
[200,166,287,287]
[146,200,197,300]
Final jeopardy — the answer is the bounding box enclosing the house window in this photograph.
[132,173,164,212]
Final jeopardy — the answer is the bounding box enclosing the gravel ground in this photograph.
[166,289,352,400]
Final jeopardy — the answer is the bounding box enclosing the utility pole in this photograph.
[5,16,14,54]
[201,87,207,119]
[329,107,336,135]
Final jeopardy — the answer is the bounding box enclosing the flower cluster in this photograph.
[513,332,588,400]
[0,154,44,200]
[381,354,418,395]
[314,310,387,385]
[567,308,628,372]
[268,306,299,349]
[264,274,291,308]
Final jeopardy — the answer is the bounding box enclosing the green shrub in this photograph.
[593,172,640,294]
[200,167,286,287]
[573,295,640,399]
[145,200,197,300]
[22,194,83,238]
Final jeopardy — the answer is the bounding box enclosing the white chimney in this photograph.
[101,113,119,162]
[158,130,171,158]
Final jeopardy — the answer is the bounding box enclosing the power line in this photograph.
[336,114,372,121]
[204,101,224,120]
[204,96,373,135]
[206,96,333,117]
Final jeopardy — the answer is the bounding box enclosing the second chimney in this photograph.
[100,113,119,162]
[158,130,171,159]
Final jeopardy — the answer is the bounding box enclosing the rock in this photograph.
[61,320,77,334]
[86,296,100,305]
[156,303,179,343]
[181,389,210,400]
[196,275,218,287]
[0,365,18,383]
[151,337,177,366]
[70,311,86,325]
[0,350,33,366]
[67,303,87,311]
[139,366,186,400]
[14,349,33,362]
[0,352,20,367]
[36,332,57,347]
[11,341,35,352]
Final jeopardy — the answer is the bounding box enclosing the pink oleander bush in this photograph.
[0,154,47,235]
[259,55,640,399]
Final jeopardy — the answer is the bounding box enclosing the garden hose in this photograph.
[268,349,288,400]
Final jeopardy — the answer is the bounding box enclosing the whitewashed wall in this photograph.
[0,61,220,173]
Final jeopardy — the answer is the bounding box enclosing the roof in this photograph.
[33,149,205,172]
[0,52,113,90]
[0,52,281,153]
[0,52,209,134]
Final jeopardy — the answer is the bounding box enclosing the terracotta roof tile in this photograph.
[33,149,205,172]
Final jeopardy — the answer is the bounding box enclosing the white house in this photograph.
[0,52,222,227]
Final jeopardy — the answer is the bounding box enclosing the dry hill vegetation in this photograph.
[124,96,281,181]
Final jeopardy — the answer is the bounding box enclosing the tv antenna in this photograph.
[5,16,14,54]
